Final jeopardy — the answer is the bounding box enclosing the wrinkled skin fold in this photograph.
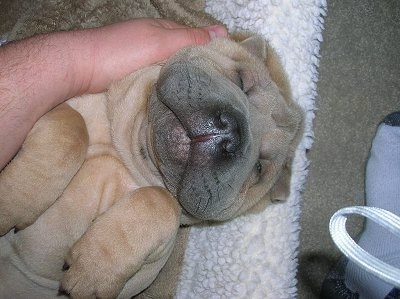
[148,36,304,221]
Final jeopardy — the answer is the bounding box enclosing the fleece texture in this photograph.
[176,1,327,298]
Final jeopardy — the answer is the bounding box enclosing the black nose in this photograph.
[215,111,241,155]
[189,109,245,162]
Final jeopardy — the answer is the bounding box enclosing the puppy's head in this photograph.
[148,35,304,222]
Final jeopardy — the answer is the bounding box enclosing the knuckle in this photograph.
[185,28,209,45]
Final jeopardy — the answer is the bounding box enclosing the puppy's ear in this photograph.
[246,159,293,215]
[270,159,292,202]
[239,35,267,60]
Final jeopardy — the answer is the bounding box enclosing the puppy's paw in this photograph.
[0,176,41,235]
[61,187,181,298]
[0,213,15,236]
[0,201,37,236]
[0,104,88,236]
[61,233,126,299]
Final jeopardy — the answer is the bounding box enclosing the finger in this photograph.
[153,18,228,39]
[152,18,188,29]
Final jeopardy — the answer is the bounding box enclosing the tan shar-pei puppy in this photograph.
[0,0,304,298]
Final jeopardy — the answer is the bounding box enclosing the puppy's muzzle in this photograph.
[149,59,256,220]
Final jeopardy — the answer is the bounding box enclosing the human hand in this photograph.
[73,18,228,94]
[0,18,227,169]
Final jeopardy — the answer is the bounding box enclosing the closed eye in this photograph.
[238,76,244,90]
[255,160,262,174]
[236,68,255,95]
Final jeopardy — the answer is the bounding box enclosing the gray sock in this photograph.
[345,112,400,299]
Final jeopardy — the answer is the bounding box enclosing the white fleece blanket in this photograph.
[176,1,327,298]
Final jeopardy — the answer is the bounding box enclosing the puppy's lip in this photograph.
[190,133,216,143]
[146,101,190,175]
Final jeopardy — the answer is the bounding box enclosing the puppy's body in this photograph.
[0,67,181,298]
[0,1,304,298]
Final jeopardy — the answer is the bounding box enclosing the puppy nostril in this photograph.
[220,136,240,154]
[221,140,232,153]
[218,112,229,128]
[212,111,242,156]
[215,112,227,129]
[216,111,238,131]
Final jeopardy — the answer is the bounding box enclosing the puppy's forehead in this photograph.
[207,38,255,61]
[172,38,254,69]
[165,38,263,89]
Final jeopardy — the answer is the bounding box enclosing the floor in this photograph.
[298,1,400,298]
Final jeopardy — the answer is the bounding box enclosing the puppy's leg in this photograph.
[0,103,88,235]
[61,187,181,299]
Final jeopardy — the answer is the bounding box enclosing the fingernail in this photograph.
[205,25,228,39]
